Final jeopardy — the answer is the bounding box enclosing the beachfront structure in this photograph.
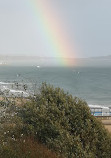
[109,107,111,116]
[90,107,102,116]
[90,106,111,116]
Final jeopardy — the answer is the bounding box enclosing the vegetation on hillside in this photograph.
[0,83,111,158]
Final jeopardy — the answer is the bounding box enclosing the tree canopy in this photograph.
[20,83,111,158]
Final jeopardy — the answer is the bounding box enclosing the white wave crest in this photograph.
[0,82,14,85]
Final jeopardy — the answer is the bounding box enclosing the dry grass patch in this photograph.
[1,137,60,158]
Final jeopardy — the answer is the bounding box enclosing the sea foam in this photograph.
[0,81,29,97]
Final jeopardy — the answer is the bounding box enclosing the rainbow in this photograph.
[28,0,76,66]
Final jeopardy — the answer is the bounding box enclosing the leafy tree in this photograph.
[19,83,111,158]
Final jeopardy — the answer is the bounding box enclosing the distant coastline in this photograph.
[1,55,111,67]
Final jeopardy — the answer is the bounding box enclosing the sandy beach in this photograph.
[96,116,111,133]
[101,119,111,133]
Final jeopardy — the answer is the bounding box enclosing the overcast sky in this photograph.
[0,0,111,58]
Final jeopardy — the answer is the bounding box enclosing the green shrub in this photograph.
[19,83,111,158]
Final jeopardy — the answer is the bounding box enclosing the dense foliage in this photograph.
[20,83,111,158]
[0,97,59,158]
[0,83,111,158]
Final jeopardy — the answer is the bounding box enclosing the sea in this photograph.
[0,66,111,115]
